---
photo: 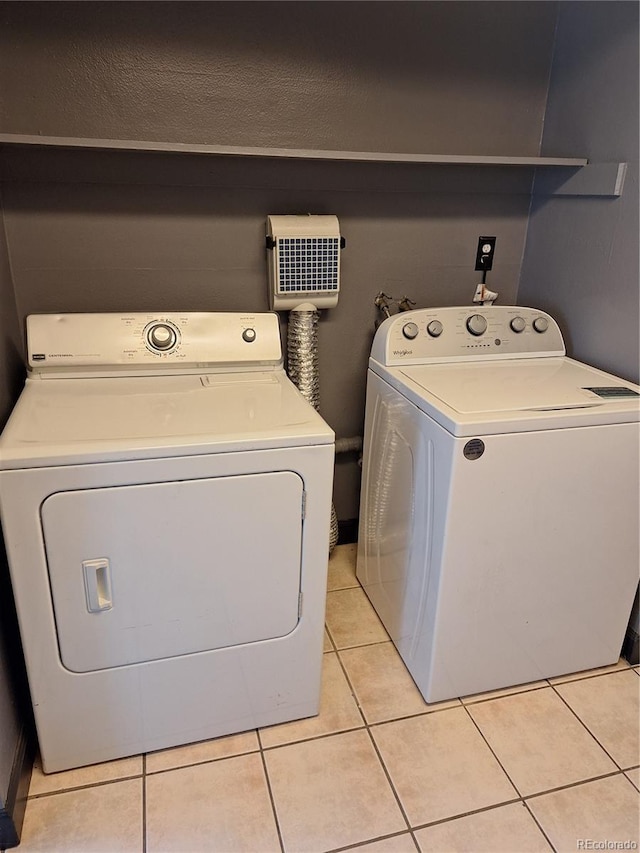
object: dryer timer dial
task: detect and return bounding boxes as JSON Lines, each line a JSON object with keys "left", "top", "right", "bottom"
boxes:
{"left": 147, "top": 323, "right": 177, "bottom": 351}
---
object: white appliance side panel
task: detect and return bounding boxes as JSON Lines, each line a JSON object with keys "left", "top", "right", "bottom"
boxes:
{"left": 356, "top": 373, "right": 454, "bottom": 655}
{"left": 420, "top": 421, "right": 640, "bottom": 701}
{"left": 42, "top": 472, "right": 303, "bottom": 672}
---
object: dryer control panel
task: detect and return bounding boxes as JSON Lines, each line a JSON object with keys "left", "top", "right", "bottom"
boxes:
{"left": 372, "top": 306, "right": 565, "bottom": 366}
{"left": 27, "top": 312, "right": 283, "bottom": 376}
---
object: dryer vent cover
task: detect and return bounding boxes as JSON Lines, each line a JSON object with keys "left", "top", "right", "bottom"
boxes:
{"left": 267, "top": 215, "right": 342, "bottom": 310}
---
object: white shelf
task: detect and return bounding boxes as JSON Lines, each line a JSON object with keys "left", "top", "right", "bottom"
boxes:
{"left": 0, "top": 133, "right": 588, "bottom": 168}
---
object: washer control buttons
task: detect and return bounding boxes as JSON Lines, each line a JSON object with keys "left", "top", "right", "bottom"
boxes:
{"left": 427, "top": 320, "right": 444, "bottom": 338}
{"left": 402, "top": 322, "right": 419, "bottom": 340}
{"left": 533, "top": 316, "right": 549, "bottom": 333}
{"left": 147, "top": 323, "right": 177, "bottom": 351}
{"left": 510, "top": 316, "right": 526, "bottom": 333}
{"left": 242, "top": 328, "right": 257, "bottom": 343}
{"left": 466, "top": 314, "right": 488, "bottom": 336}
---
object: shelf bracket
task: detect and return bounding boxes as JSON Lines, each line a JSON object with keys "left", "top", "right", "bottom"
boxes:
{"left": 533, "top": 162, "right": 627, "bottom": 198}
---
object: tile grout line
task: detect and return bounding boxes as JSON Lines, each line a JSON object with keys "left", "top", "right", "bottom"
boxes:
{"left": 142, "top": 754, "right": 147, "bottom": 853}
{"left": 547, "top": 662, "right": 633, "bottom": 688}
{"left": 460, "top": 681, "right": 551, "bottom": 706}
{"left": 549, "top": 680, "right": 629, "bottom": 772}
{"left": 334, "top": 767, "right": 637, "bottom": 846}
{"left": 261, "top": 722, "right": 367, "bottom": 752}
{"left": 459, "top": 699, "right": 558, "bottom": 851}
{"left": 325, "top": 829, "right": 420, "bottom": 853}
{"left": 331, "top": 637, "right": 421, "bottom": 851}
{"left": 522, "top": 799, "right": 558, "bottom": 852}
{"left": 409, "top": 796, "right": 533, "bottom": 832}
{"left": 622, "top": 771, "right": 640, "bottom": 794}
{"left": 522, "top": 768, "right": 634, "bottom": 802}
{"left": 332, "top": 638, "right": 394, "bottom": 653}
{"left": 460, "top": 701, "right": 525, "bottom": 798}
{"left": 27, "top": 772, "right": 145, "bottom": 800}
{"left": 257, "top": 730, "right": 286, "bottom": 853}
{"left": 459, "top": 689, "right": 640, "bottom": 847}
{"left": 324, "top": 621, "right": 339, "bottom": 653}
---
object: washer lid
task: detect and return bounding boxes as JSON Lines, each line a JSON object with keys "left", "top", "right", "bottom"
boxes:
{"left": 0, "top": 370, "right": 334, "bottom": 469}
{"left": 402, "top": 358, "right": 639, "bottom": 412}
{"left": 376, "top": 357, "right": 640, "bottom": 435}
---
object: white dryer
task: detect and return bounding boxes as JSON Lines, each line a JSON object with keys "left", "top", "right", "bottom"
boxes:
{"left": 357, "top": 306, "right": 640, "bottom": 703}
{"left": 0, "top": 312, "right": 334, "bottom": 772}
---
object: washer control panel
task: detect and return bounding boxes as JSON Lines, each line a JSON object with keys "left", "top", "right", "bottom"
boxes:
{"left": 374, "top": 306, "right": 565, "bottom": 366}
{"left": 27, "top": 312, "right": 282, "bottom": 375}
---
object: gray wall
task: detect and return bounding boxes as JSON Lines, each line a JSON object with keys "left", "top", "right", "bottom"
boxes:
{"left": 520, "top": 1, "right": 639, "bottom": 383}
{"left": 0, "top": 0, "right": 559, "bottom": 520}
{"left": 0, "top": 192, "right": 23, "bottom": 807}
{"left": 0, "top": 1, "right": 556, "bottom": 155}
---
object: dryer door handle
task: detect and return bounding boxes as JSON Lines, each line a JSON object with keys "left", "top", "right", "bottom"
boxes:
{"left": 82, "top": 559, "right": 113, "bottom": 613}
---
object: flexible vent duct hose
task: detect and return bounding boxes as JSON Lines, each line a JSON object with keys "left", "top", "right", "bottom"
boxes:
{"left": 287, "top": 308, "right": 320, "bottom": 410}
{"left": 335, "top": 436, "right": 363, "bottom": 455}
{"left": 287, "top": 306, "right": 339, "bottom": 554}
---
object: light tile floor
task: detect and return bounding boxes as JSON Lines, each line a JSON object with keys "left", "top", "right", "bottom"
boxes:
{"left": 16, "top": 544, "right": 640, "bottom": 853}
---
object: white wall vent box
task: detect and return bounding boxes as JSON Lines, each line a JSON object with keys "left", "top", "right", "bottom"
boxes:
{"left": 267, "top": 215, "right": 342, "bottom": 310}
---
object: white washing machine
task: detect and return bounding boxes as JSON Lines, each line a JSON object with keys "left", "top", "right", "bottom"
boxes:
{"left": 0, "top": 312, "right": 334, "bottom": 772}
{"left": 357, "top": 306, "right": 640, "bottom": 703}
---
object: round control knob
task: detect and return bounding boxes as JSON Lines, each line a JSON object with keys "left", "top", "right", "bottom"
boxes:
{"left": 510, "top": 316, "right": 526, "bottom": 333}
{"left": 242, "top": 328, "right": 256, "bottom": 343}
{"left": 148, "top": 323, "right": 176, "bottom": 350}
{"left": 533, "top": 316, "right": 549, "bottom": 333}
{"left": 402, "top": 322, "right": 419, "bottom": 340}
{"left": 427, "top": 320, "right": 443, "bottom": 338}
{"left": 466, "top": 314, "right": 488, "bottom": 336}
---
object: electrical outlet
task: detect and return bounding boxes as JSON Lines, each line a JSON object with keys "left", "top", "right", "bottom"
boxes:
{"left": 475, "top": 236, "right": 496, "bottom": 272}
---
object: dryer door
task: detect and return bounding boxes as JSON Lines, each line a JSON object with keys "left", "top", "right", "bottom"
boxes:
{"left": 41, "top": 471, "right": 304, "bottom": 672}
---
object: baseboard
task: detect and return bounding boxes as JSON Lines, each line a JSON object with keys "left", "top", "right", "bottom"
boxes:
{"left": 337, "top": 519, "right": 358, "bottom": 545}
{"left": 0, "top": 726, "right": 33, "bottom": 850}
{"left": 622, "top": 627, "right": 639, "bottom": 666}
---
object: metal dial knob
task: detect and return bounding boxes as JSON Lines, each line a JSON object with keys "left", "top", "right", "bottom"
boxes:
{"left": 533, "top": 316, "right": 549, "bottom": 333}
{"left": 427, "top": 320, "right": 443, "bottom": 338}
{"left": 466, "top": 314, "right": 488, "bottom": 336}
{"left": 242, "top": 328, "right": 256, "bottom": 343}
{"left": 510, "top": 316, "right": 526, "bottom": 333}
{"left": 402, "top": 322, "right": 419, "bottom": 340}
{"left": 148, "top": 323, "right": 176, "bottom": 351}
